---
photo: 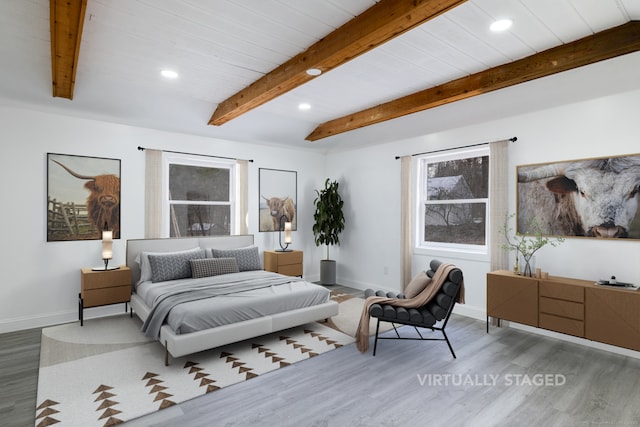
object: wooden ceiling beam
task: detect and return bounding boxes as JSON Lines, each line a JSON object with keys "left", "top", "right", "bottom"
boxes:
{"left": 208, "top": 0, "right": 467, "bottom": 126}
{"left": 50, "top": 0, "right": 87, "bottom": 99}
{"left": 307, "top": 21, "right": 640, "bottom": 141}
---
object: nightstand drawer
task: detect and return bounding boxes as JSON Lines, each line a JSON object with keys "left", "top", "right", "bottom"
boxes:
{"left": 278, "top": 264, "right": 303, "bottom": 277}
{"left": 82, "top": 285, "right": 130, "bottom": 307}
{"left": 277, "top": 251, "right": 303, "bottom": 265}
{"left": 81, "top": 267, "right": 131, "bottom": 290}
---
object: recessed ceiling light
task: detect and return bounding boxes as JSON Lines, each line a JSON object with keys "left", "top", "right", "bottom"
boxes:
{"left": 490, "top": 19, "right": 512, "bottom": 32}
{"left": 298, "top": 103, "right": 311, "bottom": 111}
{"left": 306, "top": 68, "right": 322, "bottom": 76}
{"left": 161, "top": 69, "right": 179, "bottom": 79}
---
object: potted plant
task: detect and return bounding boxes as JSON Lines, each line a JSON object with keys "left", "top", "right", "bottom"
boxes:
{"left": 499, "top": 212, "right": 564, "bottom": 276}
{"left": 313, "top": 178, "right": 345, "bottom": 285}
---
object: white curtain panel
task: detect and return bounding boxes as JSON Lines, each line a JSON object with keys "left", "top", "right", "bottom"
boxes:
{"left": 400, "top": 155, "right": 412, "bottom": 289}
{"left": 144, "top": 149, "right": 163, "bottom": 238}
{"left": 236, "top": 159, "right": 249, "bottom": 235}
{"left": 489, "top": 140, "right": 509, "bottom": 271}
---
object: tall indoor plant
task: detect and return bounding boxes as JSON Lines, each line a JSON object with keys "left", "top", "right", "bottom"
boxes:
{"left": 313, "top": 178, "right": 345, "bottom": 285}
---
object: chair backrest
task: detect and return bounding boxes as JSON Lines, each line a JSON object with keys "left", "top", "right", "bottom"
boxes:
{"left": 425, "top": 259, "right": 463, "bottom": 321}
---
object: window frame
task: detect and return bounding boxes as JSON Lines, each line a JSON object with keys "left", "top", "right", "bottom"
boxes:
{"left": 162, "top": 153, "right": 236, "bottom": 238}
{"left": 415, "top": 146, "right": 490, "bottom": 255}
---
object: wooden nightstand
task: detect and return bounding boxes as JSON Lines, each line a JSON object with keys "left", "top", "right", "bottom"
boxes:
{"left": 264, "top": 250, "right": 303, "bottom": 277}
{"left": 79, "top": 266, "right": 131, "bottom": 326}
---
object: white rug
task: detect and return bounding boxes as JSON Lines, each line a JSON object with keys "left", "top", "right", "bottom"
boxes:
{"left": 327, "top": 292, "right": 395, "bottom": 337}
{"left": 35, "top": 315, "right": 354, "bottom": 427}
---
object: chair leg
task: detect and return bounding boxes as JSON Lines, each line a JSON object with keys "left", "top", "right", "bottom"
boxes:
{"left": 373, "top": 318, "right": 381, "bottom": 356}
{"left": 442, "top": 329, "right": 456, "bottom": 359}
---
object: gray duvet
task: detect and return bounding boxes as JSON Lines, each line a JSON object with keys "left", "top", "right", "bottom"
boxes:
{"left": 138, "top": 271, "right": 330, "bottom": 339}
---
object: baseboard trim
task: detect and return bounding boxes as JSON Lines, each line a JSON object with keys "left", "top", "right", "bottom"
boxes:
{"left": 0, "top": 304, "right": 128, "bottom": 333}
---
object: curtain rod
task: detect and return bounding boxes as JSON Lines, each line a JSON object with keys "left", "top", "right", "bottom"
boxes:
{"left": 137, "top": 146, "right": 253, "bottom": 162}
{"left": 394, "top": 136, "right": 517, "bottom": 160}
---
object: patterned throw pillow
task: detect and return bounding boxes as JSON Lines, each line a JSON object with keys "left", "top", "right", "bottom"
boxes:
{"left": 148, "top": 249, "right": 205, "bottom": 282}
{"left": 190, "top": 257, "right": 239, "bottom": 279}
{"left": 209, "top": 246, "right": 262, "bottom": 271}
{"left": 135, "top": 247, "right": 203, "bottom": 284}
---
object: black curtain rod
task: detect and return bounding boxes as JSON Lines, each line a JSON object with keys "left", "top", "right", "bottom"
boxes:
{"left": 394, "top": 136, "right": 517, "bottom": 159}
{"left": 137, "top": 146, "right": 254, "bottom": 162}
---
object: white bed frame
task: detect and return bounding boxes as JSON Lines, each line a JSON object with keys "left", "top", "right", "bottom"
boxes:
{"left": 126, "top": 235, "right": 339, "bottom": 365}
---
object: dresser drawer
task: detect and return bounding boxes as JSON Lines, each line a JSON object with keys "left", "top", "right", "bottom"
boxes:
{"left": 539, "top": 296, "right": 584, "bottom": 320}
{"left": 539, "top": 313, "right": 584, "bottom": 337}
{"left": 278, "top": 264, "right": 303, "bottom": 277}
{"left": 540, "top": 281, "right": 584, "bottom": 303}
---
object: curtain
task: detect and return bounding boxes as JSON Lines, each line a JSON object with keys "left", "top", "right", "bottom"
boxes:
{"left": 400, "top": 155, "right": 413, "bottom": 289}
{"left": 489, "top": 139, "right": 509, "bottom": 271}
{"left": 236, "top": 159, "right": 249, "bottom": 235}
{"left": 144, "top": 149, "right": 163, "bottom": 238}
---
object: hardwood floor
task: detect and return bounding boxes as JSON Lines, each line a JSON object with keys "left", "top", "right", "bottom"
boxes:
{"left": 5, "top": 286, "right": 640, "bottom": 426}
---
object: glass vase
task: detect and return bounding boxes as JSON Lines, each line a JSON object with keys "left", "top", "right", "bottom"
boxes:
{"left": 522, "top": 255, "right": 535, "bottom": 277}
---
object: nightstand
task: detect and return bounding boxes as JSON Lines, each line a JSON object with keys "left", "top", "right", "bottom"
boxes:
{"left": 79, "top": 266, "right": 131, "bottom": 326}
{"left": 264, "top": 250, "right": 303, "bottom": 277}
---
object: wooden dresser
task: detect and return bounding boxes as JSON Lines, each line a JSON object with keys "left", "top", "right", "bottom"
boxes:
{"left": 264, "top": 250, "right": 303, "bottom": 277}
{"left": 487, "top": 270, "right": 640, "bottom": 352}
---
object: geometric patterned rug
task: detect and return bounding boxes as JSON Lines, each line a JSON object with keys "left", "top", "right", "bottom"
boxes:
{"left": 35, "top": 315, "right": 354, "bottom": 427}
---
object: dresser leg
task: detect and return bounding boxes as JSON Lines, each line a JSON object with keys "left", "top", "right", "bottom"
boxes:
{"left": 78, "top": 293, "right": 84, "bottom": 327}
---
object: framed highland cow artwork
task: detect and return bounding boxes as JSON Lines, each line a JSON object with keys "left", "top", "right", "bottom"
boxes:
{"left": 517, "top": 153, "right": 640, "bottom": 239}
{"left": 259, "top": 168, "right": 297, "bottom": 232}
{"left": 47, "top": 153, "right": 121, "bottom": 241}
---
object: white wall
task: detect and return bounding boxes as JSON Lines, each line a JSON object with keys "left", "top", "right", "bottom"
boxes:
{"left": 326, "top": 86, "right": 640, "bottom": 321}
{"left": 0, "top": 105, "right": 328, "bottom": 332}
{"left": 2, "top": 66, "right": 640, "bottom": 337}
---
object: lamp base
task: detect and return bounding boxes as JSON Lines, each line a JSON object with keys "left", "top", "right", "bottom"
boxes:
{"left": 91, "top": 265, "right": 121, "bottom": 271}
{"left": 276, "top": 249, "right": 293, "bottom": 252}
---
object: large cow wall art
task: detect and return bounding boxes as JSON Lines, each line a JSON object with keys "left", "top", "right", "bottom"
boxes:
{"left": 517, "top": 153, "right": 640, "bottom": 239}
{"left": 47, "top": 153, "right": 121, "bottom": 241}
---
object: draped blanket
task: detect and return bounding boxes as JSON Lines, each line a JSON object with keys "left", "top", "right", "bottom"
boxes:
{"left": 355, "top": 264, "right": 458, "bottom": 353}
{"left": 141, "top": 271, "right": 297, "bottom": 339}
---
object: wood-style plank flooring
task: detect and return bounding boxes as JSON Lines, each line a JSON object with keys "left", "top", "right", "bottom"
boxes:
{"left": 4, "top": 284, "right": 640, "bottom": 426}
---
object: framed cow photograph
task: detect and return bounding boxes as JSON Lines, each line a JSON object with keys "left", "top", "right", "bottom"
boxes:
{"left": 47, "top": 153, "right": 121, "bottom": 241}
{"left": 259, "top": 168, "right": 297, "bottom": 232}
{"left": 517, "top": 153, "right": 640, "bottom": 239}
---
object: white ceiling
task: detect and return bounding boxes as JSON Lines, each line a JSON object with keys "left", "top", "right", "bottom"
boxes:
{"left": 1, "top": 0, "right": 639, "bottom": 152}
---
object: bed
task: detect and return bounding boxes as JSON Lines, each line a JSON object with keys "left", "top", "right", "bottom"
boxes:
{"left": 126, "top": 235, "right": 339, "bottom": 365}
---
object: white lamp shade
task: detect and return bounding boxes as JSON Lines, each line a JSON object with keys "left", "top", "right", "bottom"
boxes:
{"left": 284, "top": 222, "right": 292, "bottom": 244}
{"left": 102, "top": 230, "right": 113, "bottom": 259}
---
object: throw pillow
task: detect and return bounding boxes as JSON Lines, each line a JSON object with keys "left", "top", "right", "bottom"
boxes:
{"left": 190, "top": 257, "right": 239, "bottom": 279}
{"left": 209, "top": 246, "right": 262, "bottom": 271}
{"left": 148, "top": 248, "right": 206, "bottom": 282}
{"left": 135, "top": 247, "right": 204, "bottom": 284}
{"left": 404, "top": 271, "right": 431, "bottom": 299}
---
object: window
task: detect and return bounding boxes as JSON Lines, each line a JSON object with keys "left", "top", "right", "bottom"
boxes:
{"left": 417, "top": 146, "right": 489, "bottom": 252}
{"left": 164, "top": 154, "right": 235, "bottom": 237}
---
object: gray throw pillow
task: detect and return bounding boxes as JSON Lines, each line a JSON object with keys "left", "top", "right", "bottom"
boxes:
{"left": 190, "top": 257, "right": 239, "bottom": 279}
{"left": 209, "top": 246, "right": 261, "bottom": 271}
{"left": 148, "top": 248, "right": 205, "bottom": 282}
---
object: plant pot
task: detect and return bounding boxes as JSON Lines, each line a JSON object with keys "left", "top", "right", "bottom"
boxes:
{"left": 320, "top": 259, "right": 336, "bottom": 285}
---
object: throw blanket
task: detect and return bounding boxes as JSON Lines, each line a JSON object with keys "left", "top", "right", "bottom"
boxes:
{"left": 355, "top": 264, "right": 459, "bottom": 353}
{"left": 141, "top": 271, "right": 296, "bottom": 339}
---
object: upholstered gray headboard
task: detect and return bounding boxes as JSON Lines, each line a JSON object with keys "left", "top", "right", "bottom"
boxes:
{"left": 126, "top": 235, "right": 255, "bottom": 285}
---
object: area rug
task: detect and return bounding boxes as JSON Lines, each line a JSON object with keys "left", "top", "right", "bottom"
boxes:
{"left": 326, "top": 290, "right": 394, "bottom": 337}
{"left": 35, "top": 315, "right": 354, "bottom": 427}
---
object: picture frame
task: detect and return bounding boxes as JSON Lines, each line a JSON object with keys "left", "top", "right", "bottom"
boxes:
{"left": 47, "top": 153, "right": 121, "bottom": 241}
{"left": 259, "top": 168, "right": 297, "bottom": 232}
{"left": 517, "top": 153, "right": 640, "bottom": 239}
